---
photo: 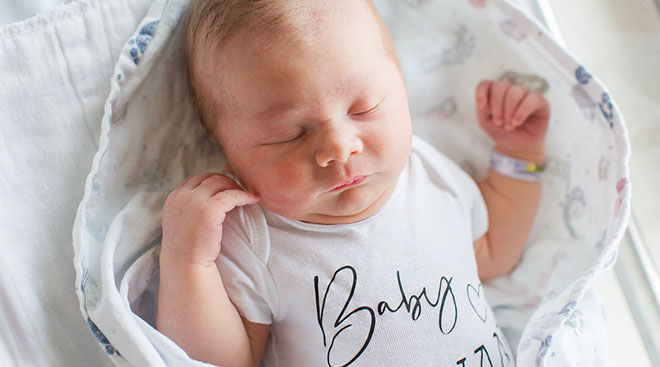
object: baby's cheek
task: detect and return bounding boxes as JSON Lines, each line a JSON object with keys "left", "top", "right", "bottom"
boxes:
{"left": 245, "top": 149, "right": 314, "bottom": 213}
{"left": 248, "top": 154, "right": 304, "bottom": 193}
{"left": 269, "top": 162, "right": 308, "bottom": 195}
{"left": 257, "top": 162, "right": 314, "bottom": 217}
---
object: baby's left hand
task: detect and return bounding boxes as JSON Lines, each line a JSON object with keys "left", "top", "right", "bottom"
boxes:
{"left": 475, "top": 80, "right": 549, "bottom": 157}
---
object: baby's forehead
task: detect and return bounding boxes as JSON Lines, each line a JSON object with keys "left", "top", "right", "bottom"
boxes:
{"left": 187, "top": 0, "right": 394, "bottom": 133}
{"left": 227, "top": 1, "right": 378, "bottom": 45}
{"left": 247, "top": 2, "right": 373, "bottom": 48}
{"left": 201, "top": 1, "right": 380, "bottom": 74}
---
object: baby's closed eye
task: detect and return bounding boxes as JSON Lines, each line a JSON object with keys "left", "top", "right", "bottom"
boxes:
{"left": 261, "top": 128, "right": 306, "bottom": 145}
{"left": 349, "top": 97, "right": 386, "bottom": 117}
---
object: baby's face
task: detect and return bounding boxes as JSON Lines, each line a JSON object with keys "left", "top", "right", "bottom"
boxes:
{"left": 210, "top": 2, "right": 412, "bottom": 224}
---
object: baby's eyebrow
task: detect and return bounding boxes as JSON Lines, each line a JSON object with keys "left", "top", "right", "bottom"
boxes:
{"left": 256, "top": 102, "right": 303, "bottom": 121}
{"left": 253, "top": 71, "right": 380, "bottom": 122}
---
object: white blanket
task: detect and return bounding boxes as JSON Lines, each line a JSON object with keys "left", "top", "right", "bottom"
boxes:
{"left": 0, "top": 0, "right": 630, "bottom": 366}
{"left": 0, "top": 1, "right": 150, "bottom": 366}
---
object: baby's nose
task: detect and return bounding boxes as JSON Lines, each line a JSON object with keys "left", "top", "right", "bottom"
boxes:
{"left": 314, "top": 125, "right": 363, "bottom": 168}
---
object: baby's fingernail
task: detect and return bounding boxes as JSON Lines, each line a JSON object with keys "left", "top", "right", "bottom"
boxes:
{"left": 494, "top": 118, "right": 502, "bottom": 126}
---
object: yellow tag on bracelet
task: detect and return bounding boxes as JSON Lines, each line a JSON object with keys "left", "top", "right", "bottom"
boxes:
{"left": 491, "top": 151, "right": 546, "bottom": 182}
{"left": 525, "top": 161, "right": 546, "bottom": 173}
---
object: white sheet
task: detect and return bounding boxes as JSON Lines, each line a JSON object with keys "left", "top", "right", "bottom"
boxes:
{"left": 0, "top": 0, "right": 74, "bottom": 26}
{"left": 0, "top": 0, "right": 150, "bottom": 365}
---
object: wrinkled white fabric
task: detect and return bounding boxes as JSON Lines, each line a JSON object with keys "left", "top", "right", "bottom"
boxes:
{"left": 0, "top": 0, "right": 75, "bottom": 26}
{"left": 0, "top": 1, "right": 150, "bottom": 366}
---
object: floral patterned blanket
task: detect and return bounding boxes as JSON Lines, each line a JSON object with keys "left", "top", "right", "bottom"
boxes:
{"left": 71, "top": 0, "right": 630, "bottom": 365}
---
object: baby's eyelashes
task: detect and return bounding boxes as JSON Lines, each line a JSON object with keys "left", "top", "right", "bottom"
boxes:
{"left": 349, "top": 97, "right": 386, "bottom": 117}
{"left": 351, "top": 104, "right": 378, "bottom": 116}
{"left": 261, "top": 129, "right": 306, "bottom": 145}
{"left": 258, "top": 97, "right": 387, "bottom": 146}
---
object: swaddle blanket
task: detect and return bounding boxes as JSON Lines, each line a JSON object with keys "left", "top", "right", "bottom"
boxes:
{"left": 73, "top": 0, "right": 631, "bottom": 365}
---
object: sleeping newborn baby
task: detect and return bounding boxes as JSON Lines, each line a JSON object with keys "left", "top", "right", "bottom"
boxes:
{"left": 157, "top": 0, "right": 549, "bottom": 365}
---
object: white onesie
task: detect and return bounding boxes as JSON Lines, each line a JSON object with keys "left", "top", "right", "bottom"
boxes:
{"left": 217, "top": 136, "right": 514, "bottom": 366}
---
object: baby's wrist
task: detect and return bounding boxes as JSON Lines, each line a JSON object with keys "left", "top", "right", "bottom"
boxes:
{"left": 159, "top": 247, "right": 217, "bottom": 271}
{"left": 490, "top": 144, "right": 546, "bottom": 182}
{"left": 493, "top": 143, "right": 546, "bottom": 163}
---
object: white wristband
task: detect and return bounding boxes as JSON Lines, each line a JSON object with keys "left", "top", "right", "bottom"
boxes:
{"left": 490, "top": 151, "right": 546, "bottom": 182}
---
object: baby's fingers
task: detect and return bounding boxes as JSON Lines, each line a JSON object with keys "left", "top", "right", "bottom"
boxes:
{"left": 212, "top": 189, "right": 260, "bottom": 213}
{"left": 195, "top": 173, "right": 242, "bottom": 195}
{"left": 503, "top": 85, "right": 528, "bottom": 130}
{"left": 489, "top": 81, "right": 509, "bottom": 126}
{"left": 511, "top": 92, "right": 549, "bottom": 128}
{"left": 476, "top": 80, "right": 492, "bottom": 110}
{"left": 176, "top": 172, "right": 218, "bottom": 190}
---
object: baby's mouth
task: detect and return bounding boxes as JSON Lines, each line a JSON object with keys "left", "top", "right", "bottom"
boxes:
{"left": 330, "top": 175, "right": 368, "bottom": 192}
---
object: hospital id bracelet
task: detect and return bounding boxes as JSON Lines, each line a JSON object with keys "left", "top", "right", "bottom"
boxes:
{"left": 489, "top": 150, "right": 546, "bottom": 182}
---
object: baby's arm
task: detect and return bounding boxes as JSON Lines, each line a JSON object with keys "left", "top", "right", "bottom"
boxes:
{"left": 156, "top": 173, "right": 268, "bottom": 366}
{"left": 472, "top": 80, "right": 550, "bottom": 281}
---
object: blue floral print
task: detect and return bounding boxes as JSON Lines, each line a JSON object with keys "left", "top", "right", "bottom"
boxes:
{"left": 128, "top": 20, "right": 160, "bottom": 65}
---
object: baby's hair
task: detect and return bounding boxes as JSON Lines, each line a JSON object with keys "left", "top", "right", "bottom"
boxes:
{"left": 185, "top": 0, "right": 399, "bottom": 142}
